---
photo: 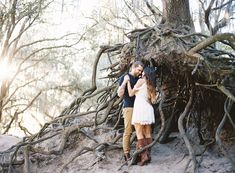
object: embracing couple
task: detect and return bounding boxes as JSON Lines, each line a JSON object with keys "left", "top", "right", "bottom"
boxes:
{"left": 117, "top": 61, "right": 157, "bottom": 166}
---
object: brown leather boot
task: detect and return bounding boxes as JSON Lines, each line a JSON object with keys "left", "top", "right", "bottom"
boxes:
{"left": 132, "top": 140, "right": 141, "bottom": 165}
{"left": 145, "top": 138, "right": 152, "bottom": 163}
{"left": 137, "top": 139, "right": 149, "bottom": 166}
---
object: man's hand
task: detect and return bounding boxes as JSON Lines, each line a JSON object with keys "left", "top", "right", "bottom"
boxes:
{"left": 124, "top": 75, "right": 130, "bottom": 82}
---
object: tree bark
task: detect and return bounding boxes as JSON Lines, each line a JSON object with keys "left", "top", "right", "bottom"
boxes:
{"left": 162, "top": 0, "right": 194, "bottom": 29}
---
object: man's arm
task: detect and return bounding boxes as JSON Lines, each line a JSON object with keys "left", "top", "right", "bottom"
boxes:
{"left": 117, "top": 75, "right": 128, "bottom": 97}
{"left": 117, "top": 80, "right": 127, "bottom": 97}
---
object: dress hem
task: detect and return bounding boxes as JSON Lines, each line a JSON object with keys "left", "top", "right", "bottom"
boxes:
{"left": 132, "top": 121, "right": 155, "bottom": 125}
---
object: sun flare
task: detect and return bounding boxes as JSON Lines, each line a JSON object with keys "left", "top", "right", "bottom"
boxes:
{"left": 0, "top": 59, "right": 14, "bottom": 82}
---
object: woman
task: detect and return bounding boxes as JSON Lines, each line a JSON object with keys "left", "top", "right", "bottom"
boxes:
{"left": 124, "top": 66, "right": 157, "bottom": 166}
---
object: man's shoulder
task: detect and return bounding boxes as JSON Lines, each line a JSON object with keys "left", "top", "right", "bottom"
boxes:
{"left": 120, "top": 73, "right": 126, "bottom": 77}
{"left": 118, "top": 74, "right": 126, "bottom": 85}
{"left": 119, "top": 74, "right": 125, "bottom": 80}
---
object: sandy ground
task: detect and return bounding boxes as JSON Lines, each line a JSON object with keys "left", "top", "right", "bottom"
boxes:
{"left": 0, "top": 135, "right": 21, "bottom": 152}
{"left": 34, "top": 132, "right": 235, "bottom": 173}
{"left": 0, "top": 133, "right": 234, "bottom": 173}
{"left": 86, "top": 135, "right": 234, "bottom": 173}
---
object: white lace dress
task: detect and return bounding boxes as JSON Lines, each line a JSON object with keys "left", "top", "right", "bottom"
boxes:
{"left": 131, "top": 82, "right": 155, "bottom": 125}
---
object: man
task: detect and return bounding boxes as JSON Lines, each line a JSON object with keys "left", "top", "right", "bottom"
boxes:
{"left": 117, "top": 61, "right": 144, "bottom": 161}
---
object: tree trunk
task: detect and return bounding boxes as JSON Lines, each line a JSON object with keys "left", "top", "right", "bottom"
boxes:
{"left": 162, "top": 0, "right": 194, "bottom": 29}
{"left": 0, "top": 79, "right": 8, "bottom": 122}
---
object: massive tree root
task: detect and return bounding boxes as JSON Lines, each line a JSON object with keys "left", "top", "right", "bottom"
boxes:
{"left": 0, "top": 25, "right": 234, "bottom": 173}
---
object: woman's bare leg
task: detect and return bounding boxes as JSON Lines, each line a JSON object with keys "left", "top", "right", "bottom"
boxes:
{"left": 143, "top": 125, "right": 152, "bottom": 139}
{"left": 134, "top": 123, "right": 144, "bottom": 139}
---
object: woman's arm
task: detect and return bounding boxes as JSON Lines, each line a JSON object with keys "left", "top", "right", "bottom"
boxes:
{"left": 127, "top": 79, "right": 144, "bottom": 96}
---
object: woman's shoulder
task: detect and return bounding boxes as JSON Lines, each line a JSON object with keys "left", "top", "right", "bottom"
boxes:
{"left": 134, "top": 79, "right": 145, "bottom": 90}
{"left": 136, "top": 78, "right": 145, "bottom": 85}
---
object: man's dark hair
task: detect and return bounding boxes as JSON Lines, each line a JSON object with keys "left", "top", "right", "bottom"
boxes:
{"left": 132, "top": 61, "right": 144, "bottom": 68}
